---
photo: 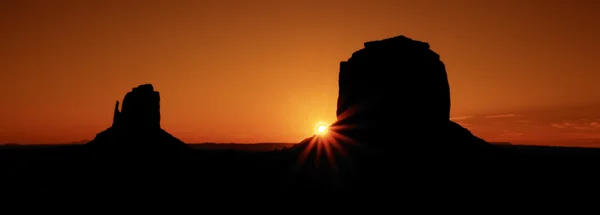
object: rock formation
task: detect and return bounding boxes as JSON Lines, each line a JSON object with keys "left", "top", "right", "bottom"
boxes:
{"left": 277, "top": 35, "right": 505, "bottom": 194}
{"left": 336, "top": 35, "right": 450, "bottom": 127}
{"left": 295, "top": 35, "right": 496, "bottom": 159}
{"left": 86, "top": 84, "right": 190, "bottom": 155}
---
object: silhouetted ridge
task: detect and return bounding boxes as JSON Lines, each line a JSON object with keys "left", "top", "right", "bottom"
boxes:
{"left": 86, "top": 84, "right": 189, "bottom": 155}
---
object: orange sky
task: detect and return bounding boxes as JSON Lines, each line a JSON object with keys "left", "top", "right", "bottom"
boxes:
{"left": 1, "top": 0, "right": 599, "bottom": 146}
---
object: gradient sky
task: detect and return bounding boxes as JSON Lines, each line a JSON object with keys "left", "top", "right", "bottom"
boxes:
{"left": 1, "top": 0, "right": 599, "bottom": 146}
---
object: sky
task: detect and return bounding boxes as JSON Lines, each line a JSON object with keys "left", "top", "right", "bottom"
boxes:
{"left": 0, "top": 0, "right": 599, "bottom": 146}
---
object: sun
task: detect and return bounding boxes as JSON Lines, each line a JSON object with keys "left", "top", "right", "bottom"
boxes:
{"left": 315, "top": 122, "right": 329, "bottom": 135}
{"left": 317, "top": 125, "right": 327, "bottom": 133}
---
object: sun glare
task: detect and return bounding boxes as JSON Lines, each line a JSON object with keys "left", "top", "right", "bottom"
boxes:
{"left": 315, "top": 122, "right": 329, "bottom": 135}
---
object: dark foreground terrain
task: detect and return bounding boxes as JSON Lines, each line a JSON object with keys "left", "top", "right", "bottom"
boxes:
{"left": 4, "top": 142, "right": 600, "bottom": 159}
{"left": 0, "top": 142, "right": 293, "bottom": 155}
{"left": 3, "top": 142, "right": 600, "bottom": 197}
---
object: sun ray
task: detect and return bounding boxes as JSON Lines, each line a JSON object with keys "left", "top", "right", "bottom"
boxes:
{"left": 322, "top": 136, "right": 337, "bottom": 168}
{"left": 329, "top": 130, "right": 359, "bottom": 146}
{"left": 329, "top": 123, "right": 360, "bottom": 131}
{"left": 315, "top": 137, "right": 323, "bottom": 166}
{"left": 336, "top": 103, "right": 365, "bottom": 123}
{"left": 325, "top": 133, "right": 347, "bottom": 157}
{"left": 297, "top": 135, "right": 318, "bottom": 166}
{"left": 294, "top": 119, "right": 367, "bottom": 171}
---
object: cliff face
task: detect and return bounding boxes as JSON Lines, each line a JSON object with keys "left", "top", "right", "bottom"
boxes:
{"left": 118, "top": 84, "right": 161, "bottom": 130}
{"left": 87, "top": 84, "right": 188, "bottom": 154}
{"left": 335, "top": 35, "right": 450, "bottom": 128}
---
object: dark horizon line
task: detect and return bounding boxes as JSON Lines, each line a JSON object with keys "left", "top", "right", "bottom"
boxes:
{"left": 3, "top": 141, "right": 513, "bottom": 145}
{"left": 0, "top": 142, "right": 300, "bottom": 145}
{"left": 7, "top": 142, "right": 600, "bottom": 150}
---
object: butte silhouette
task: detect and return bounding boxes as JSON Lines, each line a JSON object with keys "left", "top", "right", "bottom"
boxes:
{"left": 290, "top": 35, "right": 499, "bottom": 169}
{"left": 243, "top": 35, "right": 504, "bottom": 194}
{"left": 86, "top": 84, "right": 190, "bottom": 157}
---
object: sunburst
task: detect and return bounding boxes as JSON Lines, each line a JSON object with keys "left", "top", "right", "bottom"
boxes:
{"left": 297, "top": 109, "right": 364, "bottom": 168}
